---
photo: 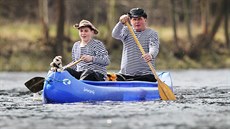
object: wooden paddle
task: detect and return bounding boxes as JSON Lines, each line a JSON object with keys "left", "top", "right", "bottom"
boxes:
{"left": 125, "top": 22, "right": 176, "bottom": 100}
{"left": 24, "top": 59, "right": 82, "bottom": 93}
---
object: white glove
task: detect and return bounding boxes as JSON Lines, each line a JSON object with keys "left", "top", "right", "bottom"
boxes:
{"left": 50, "top": 56, "right": 63, "bottom": 72}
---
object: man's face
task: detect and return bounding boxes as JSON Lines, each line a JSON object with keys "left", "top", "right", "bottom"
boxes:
{"left": 130, "top": 17, "right": 146, "bottom": 32}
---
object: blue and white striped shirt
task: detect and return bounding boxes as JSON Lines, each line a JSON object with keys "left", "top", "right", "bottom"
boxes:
{"left": 112, "top": 22, "right": 159, "bottom": 76}
{"left": 71, "top": 39, "right": 110, "bottom": 77}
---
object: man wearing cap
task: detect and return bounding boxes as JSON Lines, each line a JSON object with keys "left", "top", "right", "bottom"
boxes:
{"left": 112, "top": 8, "right": 159, "bottom": 82}
{"left": 50, "top": 20, "right": 110, "bottom": 81}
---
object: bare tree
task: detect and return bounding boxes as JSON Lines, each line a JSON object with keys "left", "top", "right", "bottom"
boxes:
{"left": 223, "top": 0, "right": 229, "bottom": 48}
{"left": 200, "top": 0, "right": 209, "bottom": 35}
{"left": 185, "top": 0, "right": 192, "bottom": 41}
{"left": 208, "top": 0, "right": 225, "bottom": 45}
{"left": 106, "top": 0, "right": 116, "bottom": 50}
{"left": 188, "top": 0, "right": 227, "bottom": 59}
{"left": 38, "top": 0, "right": 49, "bottom": 44}
{"left": 54, "top": 0, "right": 65, "bottom": 56}
{"left": 170, "top": 0, "right": 178, "bottom": 47}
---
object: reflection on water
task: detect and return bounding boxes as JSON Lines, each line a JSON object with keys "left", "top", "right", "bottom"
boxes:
{"left": 0, "top": 69, "right": 230, "bottom": 129}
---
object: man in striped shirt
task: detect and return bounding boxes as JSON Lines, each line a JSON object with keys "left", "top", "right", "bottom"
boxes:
{"left": 112, "top": 8, "right": 159, "bottom": 82}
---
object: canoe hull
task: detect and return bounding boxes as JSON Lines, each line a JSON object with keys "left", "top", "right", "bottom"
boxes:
{"left": 42, "top": 71, "right": 173, "bottom": 103}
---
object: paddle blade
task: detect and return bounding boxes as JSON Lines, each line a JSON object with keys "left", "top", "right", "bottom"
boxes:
{"left": 157, "top": 79, "right": 176, "bottom": 100}
{"left": 24, "top": 77, "right": 45, "bottom": 93}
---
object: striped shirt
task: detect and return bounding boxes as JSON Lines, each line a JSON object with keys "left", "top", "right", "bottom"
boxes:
{"left": 71, "top": 39, "right": 110, "bottom": 77}
{"left": 112, "top": 22, "right": 159, "bottom": 76}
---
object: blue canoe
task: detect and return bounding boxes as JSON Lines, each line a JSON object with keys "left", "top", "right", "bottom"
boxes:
{"left": 42, "top": 71, "right": 173, "bottom": 103}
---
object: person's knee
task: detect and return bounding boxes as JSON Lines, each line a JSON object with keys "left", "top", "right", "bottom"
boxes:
{"left": 80, "top": 70, "right": 104, "bottom": 81}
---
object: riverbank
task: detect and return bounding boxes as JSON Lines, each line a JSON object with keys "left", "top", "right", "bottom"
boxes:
{"left": 1, "top": 43, "right": 229, "bottom": 71}
{"left": 1, "top": 22, "right": 230, "bottom": 71}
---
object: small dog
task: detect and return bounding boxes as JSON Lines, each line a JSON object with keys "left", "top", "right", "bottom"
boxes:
{"left": 107, "top": 73, "right": 117, "bottom": 81}
{"left": 50, "top": 56, "right": 63, "bottom": 72}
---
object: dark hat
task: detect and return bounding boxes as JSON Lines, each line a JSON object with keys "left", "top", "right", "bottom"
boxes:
{"left": 73, "top": 20, "right": 99, "bottom": 34}
{"left": 128, "top": 8, "right": 147, "bottom": 19}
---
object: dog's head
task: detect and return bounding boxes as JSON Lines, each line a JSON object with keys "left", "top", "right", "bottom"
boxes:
{"left": 50, "top": 56, "right": 62, "bottom": 68}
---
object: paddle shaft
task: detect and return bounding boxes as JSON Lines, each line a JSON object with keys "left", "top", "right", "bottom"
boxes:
{"left": 125, "top": 22, "right": 159, "bottom": 80}
{"left": 63, "top": 59, "right": 82, "bottom": 70}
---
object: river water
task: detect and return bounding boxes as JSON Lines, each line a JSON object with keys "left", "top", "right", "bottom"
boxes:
{"left": 0, "top": 69, "right": 230, "bottom": 129}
